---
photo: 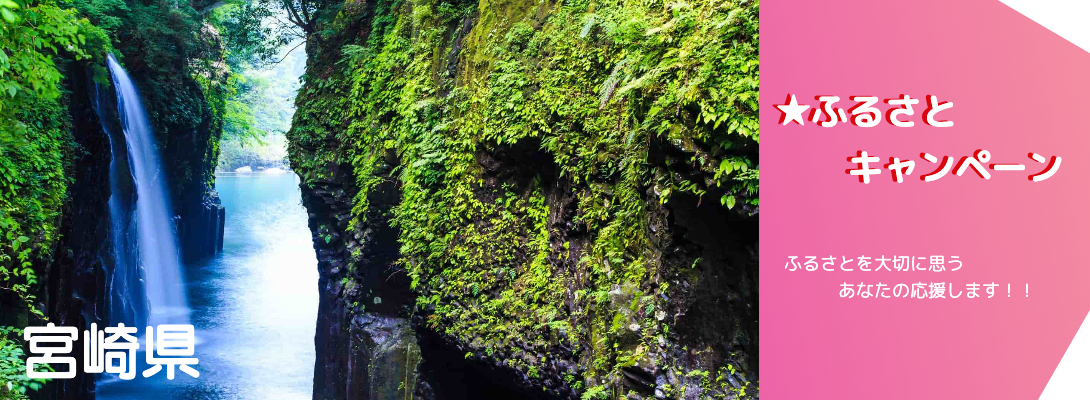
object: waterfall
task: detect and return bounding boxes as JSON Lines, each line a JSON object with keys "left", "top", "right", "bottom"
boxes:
{"left": 106, "top": 55, "right": 190, "bottom": 327}
{"left": 93, "top": 81, "right": 146, "bottom": 329}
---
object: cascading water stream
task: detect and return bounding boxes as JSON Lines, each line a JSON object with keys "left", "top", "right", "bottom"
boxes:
{"left": 105, "top": 55, "right": 190, "bottom": 327}
{"left": 93, "top": 81, "right": 145, "bottom": 329}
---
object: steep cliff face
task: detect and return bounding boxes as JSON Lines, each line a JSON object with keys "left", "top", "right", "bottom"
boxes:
{"left": 288, "top": 0, "right": 759, "bottom": 398}
{"left": 289, "top": 12, "right": 428, "bottom": 397}
{"left": 29, "top": 67, "right": 117, "bottom": 400}
{"left": 0, "top": 60, "right": 125, "bottom": 400}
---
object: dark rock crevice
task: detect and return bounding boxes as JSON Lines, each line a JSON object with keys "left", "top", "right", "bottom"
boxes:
{"left": 651, "top": 186, "right": 759, "bottom": 398}
{"left": 413, "top": 324, "right": 562, "bottom": 400}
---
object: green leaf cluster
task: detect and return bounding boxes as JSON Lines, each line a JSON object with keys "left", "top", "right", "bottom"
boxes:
{"left": 0, "top": 0, "right": 114, "bottom": 393}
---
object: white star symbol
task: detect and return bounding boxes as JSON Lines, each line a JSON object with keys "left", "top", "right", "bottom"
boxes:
{"left": 776, "top": 94, "right": 810, "bottom": 126}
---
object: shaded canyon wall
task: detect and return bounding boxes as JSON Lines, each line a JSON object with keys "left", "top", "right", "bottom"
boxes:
{"left": 287, "top": 0, "right": 760, "bottom": 398}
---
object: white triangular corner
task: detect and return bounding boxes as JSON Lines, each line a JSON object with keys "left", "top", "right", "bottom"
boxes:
{"left": 1040, "top": 309, "right": 1090, "bottom": 399}
{"left": 998, "top": 0, "right": 1090, "bottom": 54}
{"left": 995, "top": 1, "right": 1090, "bottom": 397}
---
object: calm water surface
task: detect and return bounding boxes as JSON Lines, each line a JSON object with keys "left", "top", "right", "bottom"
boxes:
{"left": 99, "top": 172, "right": 318, "bottom": 400}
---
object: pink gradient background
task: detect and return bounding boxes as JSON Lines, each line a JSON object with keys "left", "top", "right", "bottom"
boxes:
{"left": 759, "top": 0, "right": 1090, "bottom": 398}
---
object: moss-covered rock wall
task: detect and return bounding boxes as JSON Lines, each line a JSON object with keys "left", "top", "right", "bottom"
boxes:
{"left": 288, "top": 0, "right": 759, "bottom": 397}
